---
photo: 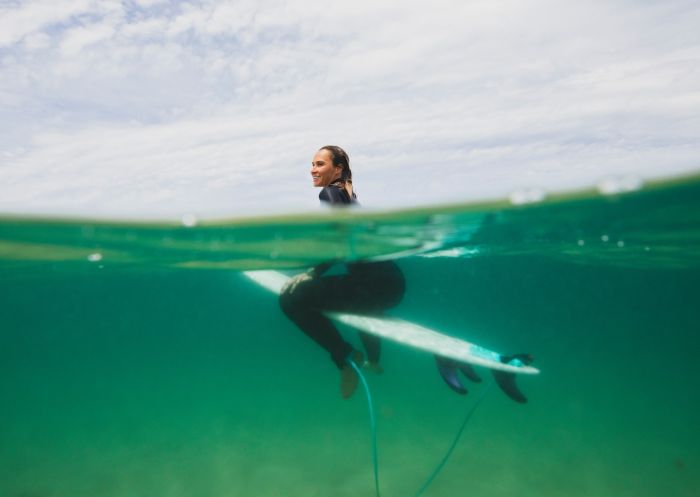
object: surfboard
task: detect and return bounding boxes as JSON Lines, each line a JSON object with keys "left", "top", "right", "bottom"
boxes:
{"left": 242, "top": 270, "right": 540, "bottom": 376}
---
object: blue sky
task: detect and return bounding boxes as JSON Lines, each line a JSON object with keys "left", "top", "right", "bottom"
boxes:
{"left": 1, "top": 0, "right": 699, "bottom": 219}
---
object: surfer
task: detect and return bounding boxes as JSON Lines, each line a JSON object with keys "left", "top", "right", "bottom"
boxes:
{"left": 279, "top": 145, "right": 406, "bottom": 398}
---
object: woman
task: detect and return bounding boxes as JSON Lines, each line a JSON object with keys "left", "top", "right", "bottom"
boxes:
{"left": 279, "top": 146, "right": 406, "bottom": 399}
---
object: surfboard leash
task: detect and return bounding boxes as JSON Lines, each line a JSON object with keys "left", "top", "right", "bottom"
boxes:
{"left": 349, "top": 359, "right": 381, "bottom": 497}
{"left": 411, "top": 381, "right": 493, "bottom": 497}
{"left": 349, "top": 359, "right": 493, "bottom": 497}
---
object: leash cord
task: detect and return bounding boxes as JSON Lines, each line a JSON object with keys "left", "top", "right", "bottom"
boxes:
{"left": 349, "top": 359, "right": 492, "bottom": 497}
{"left": 350, "top": 359, "right": 381, "bottom": 497}
{"left": 412, "top": 382, "right": 493, "bottom": 497}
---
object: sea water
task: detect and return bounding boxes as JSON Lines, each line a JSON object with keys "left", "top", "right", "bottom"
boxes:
{"left": 1, "top": 177, "right": 699, "bottom": 497}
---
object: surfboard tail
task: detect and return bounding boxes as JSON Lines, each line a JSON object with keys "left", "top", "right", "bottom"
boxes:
{"left": 435, "top": 353, "right": 534, "bottom": 402}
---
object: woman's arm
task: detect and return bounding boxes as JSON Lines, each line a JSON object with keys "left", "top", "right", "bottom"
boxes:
{"left": 281, "top": 262, "right": 334, "bottom": 296}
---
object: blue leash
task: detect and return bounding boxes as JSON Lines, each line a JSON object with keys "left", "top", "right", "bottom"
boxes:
{"left": 349, "top": 360, "right": 381, "bottom": 497}
{"left": 411, "top": 382, "right": 493, "bottom": 497}
{"left": 349, "top": 359, "right": 492, "bottom": 497}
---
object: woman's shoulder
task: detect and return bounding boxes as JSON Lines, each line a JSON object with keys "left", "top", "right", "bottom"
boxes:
{"left": 319, "top": 184, "right": 354, "bottom": 205}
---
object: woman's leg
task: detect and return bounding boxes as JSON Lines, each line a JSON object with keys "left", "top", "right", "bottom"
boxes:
{"left": 359, "top": 332, "right": 381, "bottom": 364}
{"left": 279, "top": 261, "right": 405, "bottom": 369}
{"left": 279, "top": 277, "right": 354, "bottom": 369}
{"left": 346, "top": 262, "right": 405, "bottom": 365}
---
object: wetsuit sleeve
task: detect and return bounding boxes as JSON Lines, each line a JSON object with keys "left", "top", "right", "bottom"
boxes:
{"left": 319, "top": 186, "right": 350, "bottom": 205}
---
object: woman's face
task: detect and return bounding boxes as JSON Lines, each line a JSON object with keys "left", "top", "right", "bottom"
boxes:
{"left": 311, "top": 149, "right": 341, "bottom": 187}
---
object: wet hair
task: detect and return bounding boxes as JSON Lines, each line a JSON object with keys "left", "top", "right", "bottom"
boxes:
{"left": 320, "top": 145, "right": 352, "bottom": 182}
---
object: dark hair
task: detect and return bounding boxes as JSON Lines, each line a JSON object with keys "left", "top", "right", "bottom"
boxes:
{"left": 320, "top": 145, "right": 352, "bottom": 182}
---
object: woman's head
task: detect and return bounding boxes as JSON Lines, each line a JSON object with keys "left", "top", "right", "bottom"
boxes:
{"left": 320, "top": 145, "right": 352, "bottom": 181}
{"left": 311, "top": 145, "right": 352, "bottom": 187}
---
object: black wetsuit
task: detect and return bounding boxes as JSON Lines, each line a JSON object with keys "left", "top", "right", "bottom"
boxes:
{"left": 279, "top": 181, "right": 406, "bottom": 369}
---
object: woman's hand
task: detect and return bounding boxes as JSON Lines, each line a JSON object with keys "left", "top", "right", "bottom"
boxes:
{"left": 280, "top": 271, "right": 314, "bottom": 295}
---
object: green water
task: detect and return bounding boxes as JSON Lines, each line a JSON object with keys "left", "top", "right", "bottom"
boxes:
{"left": 1, "top": 177, "right": 699, "bottom": 497}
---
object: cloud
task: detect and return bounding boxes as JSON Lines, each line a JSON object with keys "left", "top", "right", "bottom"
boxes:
{"left": 0, "top": 0, "right": 699, "bottom": 218}
{"left": 0, "top": 0, "right": 91, "bottom": 47}
{"left": 59, "top": 22, "right": 116, "bottom": 56}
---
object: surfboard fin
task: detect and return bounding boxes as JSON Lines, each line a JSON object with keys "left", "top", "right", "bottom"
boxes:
{"left": 459, "top": 363, "right": 482, "bottom": 383}
{"left": 492, "top": 354, "right": 534, "bottom": 404}
{"left": 435, "top": 355, "right": 483, "bottom": 395}
{"left": 435, "top": 356, "right": 467, "bottom": 395}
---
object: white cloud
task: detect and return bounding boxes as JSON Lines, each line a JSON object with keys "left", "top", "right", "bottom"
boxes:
{"left": 133, "top": 0, "right": 169, "bottom": 7}
{"left": 0, "top": 0, "right": 92, "bottom": 47}
{"left": 22, "top": 31, "right": 51, "bottom": 50}
{"left": 0, "top": 0, "right": 699, "bottom": 218}
{"left": 59, "top": 23, "right": 116, "bottom": 56}
{"left": 121, "top": 18, "right": 168, "bottom": 39}
{"left": 205, "top": 1, "right": 257, "bottom": 35}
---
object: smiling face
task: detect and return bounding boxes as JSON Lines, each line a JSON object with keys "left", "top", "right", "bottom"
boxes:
{"left": 310, "top": 149, "right": 342, "bottom": 187}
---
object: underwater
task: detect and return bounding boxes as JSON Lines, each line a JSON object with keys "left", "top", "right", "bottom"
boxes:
{"left": 1, "top": 175, "right": 699, "bottom": 497}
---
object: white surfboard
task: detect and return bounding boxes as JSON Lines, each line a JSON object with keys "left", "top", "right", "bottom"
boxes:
{"left": 243, "top": 270, "right": 539, "bottom": 376}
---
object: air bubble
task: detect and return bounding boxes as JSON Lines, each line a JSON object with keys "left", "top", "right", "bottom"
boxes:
{"left": 181, "top": 214, "right": 198, "bottom": 227}
{"left": 577, "top": 239, "right": 585, "bottom": 246}
{"left": 87, "top": 252, "right": 103, "bottom": 262}
{"left": 617, "top": 241, "right": 625, "bottom": 248}
{"left": 601, "top": 235, "right": 609, "bottom": 242}
{"left": 509, "top": 188, "right": 546, "bottom": 205}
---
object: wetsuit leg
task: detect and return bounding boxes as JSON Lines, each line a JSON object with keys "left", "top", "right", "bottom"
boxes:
{"left": 359, "top": 332, "right": 381, "bottom": 364}
{"left": 279, "top": 261, "right": 405, "bottom": 369}
{"left": 280, "top": 280, "right": 353, "bottom": 369}
{"left": 346, "top": 262, "right": 404, "bottom": 364}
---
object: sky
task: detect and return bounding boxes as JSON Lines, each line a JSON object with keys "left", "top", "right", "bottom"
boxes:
{"left": 0, "top": 0, "right": 699, "bottom": 219}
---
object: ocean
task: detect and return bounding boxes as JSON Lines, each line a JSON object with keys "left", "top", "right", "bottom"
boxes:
{"left": 1, "top": 175, "right": 698, "bottom": 497}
